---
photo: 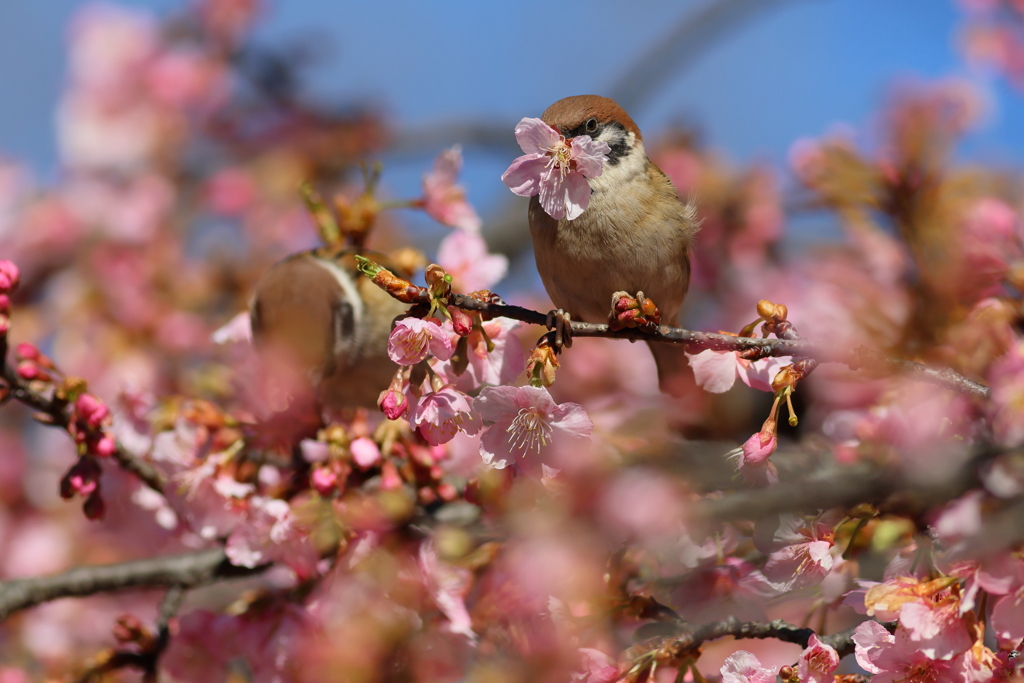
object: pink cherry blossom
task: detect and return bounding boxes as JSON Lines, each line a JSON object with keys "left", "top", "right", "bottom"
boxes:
{"left": 992, "top": 583, "right": 1024, "bottom": 641}
{"left": 720, "top": 650, "right": 776, "bottom": 683}
{"left": 350, "top": 436, "right": 381, "bottom": 468}
{"left": 853, "top": 621, "right": 966, "bottom": 683}
{"left": 988, "top": 342, "right": 1024, "bottom": 448}
{"left": 572, "top": 648, "right": 619, "bottom": 683}
{"left": 421, "top": 146, "right": 481, "bottom": 232}
{"left": 225, "top": 496, "right": 319, "bottom": 579}
{"left": 387, "top": 317, "right": 453, "bottom": 365}
{"left": 475, "top": 385, "right": 592, "bottom": 477}
{"left": 501, "top": 117, "right": 610, "bottom": 221}
{"left": 435, "top": 316, "right": 526, "bottom": 392}
{"left": 754, "top": 514, "right": 835, "bottom": 592}
{"left": 436, "top": 229, "right": 508, "bottom": 293}
{"left": 686, "top": 349, "right": 792, "bottom": 393}
{"left": 412, "top": 386, "right": 480, "bottom": 446}
{"left": 798, "top": 634, "right": 839, "bottom": 683}
{"left": 863, "top": 576, "right": 973, "bottom": 659}
{"left": 418, "top": 542, "right": 476, "bottom": 642}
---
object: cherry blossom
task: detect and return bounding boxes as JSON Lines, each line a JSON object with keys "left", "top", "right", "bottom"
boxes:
{"left": 387, "top": 317, "right": 453, "bottom": 365}
{"left": 863, "top": 576, "right": 973, "bottom": 659}
{"left": 475, "top": 385, "right": 592, "bottom": 476}
{"left": 797, "top": 634, "right": 839, "bottom": 683}
{"left": 412, "top": 385, "right": 481, "bottom": 446}
{"left": 687, "top": 349, "right": 792, "bottom": 393}
{"left": 853, "top": 621, "right": 966, "bottom": 683}
{"left": 421, "top": 146, "right": 481, "bottom": 232}
{"left": 754, "top": 514, "right": 835, "bottom": 591}
{"left": 434, "top": 316, "right": 526, "bottom": 391}
{"left": 436, "top": 228, "right": 508, "bottom": 293}
{"left": 225, "top": 496, "right": 319, "bottom": 579}
{"left": 418, "top": 542, "right": 476, "bottom": 642}
{"left": 501, "top": 117, "right": 610, "bottom": 220}
{"left": 720, "top": 650, "right": 776, "bottom": 683}
{"left": 572, "top": 649, "right": 619, "bottom": 683}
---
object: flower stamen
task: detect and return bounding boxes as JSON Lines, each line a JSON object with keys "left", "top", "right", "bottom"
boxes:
{"left": 507, "top": 408, "right": 553, "bottom": 455}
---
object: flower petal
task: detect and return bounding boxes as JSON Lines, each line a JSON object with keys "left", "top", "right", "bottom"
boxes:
{"left": 501, "top": 154, "right": 548, "bottom": 197}
{"left": 562, "top": 172, "right": 592, "bottom": 221}
{"left": 570, "top": 135, "right": 610, "bottom": 178}
{"left": 513, "top": 117, "right": 559, "bottom": 154}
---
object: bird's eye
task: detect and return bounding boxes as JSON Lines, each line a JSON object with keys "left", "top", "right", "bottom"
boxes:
{"left": 585, "top": 118, "right": 598, "bottom": 133}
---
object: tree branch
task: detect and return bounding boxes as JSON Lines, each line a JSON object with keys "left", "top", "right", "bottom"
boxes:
{"left": 661, "top": 616, "right": 891, "bottom": 660}
{"left": 0, "top": 347, "right": 167, "bottom": 494}
{"left": 0, "top": 548, "right": 265, "bottom": 622}
{"left": 437, "top": 293, "right": 989, "bottom": 399}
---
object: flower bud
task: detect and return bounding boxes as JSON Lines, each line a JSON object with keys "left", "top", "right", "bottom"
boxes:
{"left": 92, "top": 435, "right": 116, "bottom": 458}
{"left": 424, "top": 264, "right": 452, "bottom": 299}
{"left": 527, "top": 341, "right": 559, "bottom": 387}
{"left": 378, "top": 388, "right": 408, "bottom": 420}
{"left": 311, "top": 467, "right": 338, "bottom": 496}
{"left": 0, "top": 260, "right": 21, "bottom": 293}
{"left": 15, "top": 343, "right": 38, "bottom": 361}
{"left": 448, "top": 305, "right": 473, "bottom": 336}
{"left": 83, "top": 489, "right": 106, "bottom": 520}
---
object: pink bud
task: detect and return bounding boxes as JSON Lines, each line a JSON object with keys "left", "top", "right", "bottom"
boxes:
{"left": 0, "top": 260, "right": 20, "bottom": 293}
{"left": 16, "top": 361, "right": 38, "bottom": 380}
{"left": 60, "top": 456, "right": 101, "bottom": 499}
{"left": 15, "top": 343, "right": 38, "bottom": 361}
{"left": 0, "top": 294, "right": 10, "bottom": 314}
{"left": 92, "top": 435, "right": 116, "bottom": 458}
{"left": 310, "top": 467, "right": 338, "bottom": 496}
{"left": 448, "top": 305, "right": 473, "bottom": 336}
{"left": 741, "top": 431, "right": 777, "bottom": 465}
{"left": 76, "top": 394, "right": 110, "bottom": 428}
{"left": 378, "top": 388, "right": 408, "bottom": 420}
{"left": 83, "top": 490, "right": 106, "bottom": 520}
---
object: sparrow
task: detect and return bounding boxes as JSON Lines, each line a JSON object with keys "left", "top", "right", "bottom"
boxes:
{"left": 528, "top": 94, "right": 699, "bottom": 395}
{"left": 249, "top": 247, "right": 410, "bottom": 420}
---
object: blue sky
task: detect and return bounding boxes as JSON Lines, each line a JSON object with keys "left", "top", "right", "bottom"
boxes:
{"left": 0, "top": 0, "right": 1020, "bottom": 245}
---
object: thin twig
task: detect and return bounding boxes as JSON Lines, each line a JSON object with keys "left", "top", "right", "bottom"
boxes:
{"left": 0, "top": 548, "right": 265, "bottom": 622}
{"left": 660, "top": 616, "right": 892, "bottom": 660}
{"left": 435, "top": 293, "right": 989, "bottom": 399}
{"left": 0, "top": 359, "right": 166, "bottom": 493}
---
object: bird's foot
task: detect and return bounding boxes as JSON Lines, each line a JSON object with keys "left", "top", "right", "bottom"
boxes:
{"left": 545, "top": 309, "right": 573, "bottom": 350}
{"left": 609, "top": 291, "right": 661, "bottom": 333}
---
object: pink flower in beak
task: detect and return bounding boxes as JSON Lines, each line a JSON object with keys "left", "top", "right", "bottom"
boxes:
{"left": 501, "top": 117, "right": 609, "bottom": 220}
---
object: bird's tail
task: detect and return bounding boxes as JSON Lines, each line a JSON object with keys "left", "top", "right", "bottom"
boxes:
{"left": 646, "top": 340, "right": 691, "bottom": 398}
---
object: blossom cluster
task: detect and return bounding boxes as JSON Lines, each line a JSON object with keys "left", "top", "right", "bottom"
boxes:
{"left": 4, "top": 2, "right": 1024, "bottom": 683}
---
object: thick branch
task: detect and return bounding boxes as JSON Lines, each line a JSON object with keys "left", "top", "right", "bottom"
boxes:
{"left": 441, "top": 293, "right": 989, "bottom": 399}
{"left": 0, "top": 548, "right": 264, "bottom": 622}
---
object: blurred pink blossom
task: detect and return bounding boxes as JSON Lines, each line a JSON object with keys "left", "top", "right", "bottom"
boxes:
{"left": 350, "top": 436, "right": 381, "bottom": 468}
{"left": 502, "top": 117, "right": 609, "bottom": 221}
{"left": 572, "top": 648, "right": 619, "bottom": 683}
{"left": 226, "top": 496, "right": 318, "bottom": 579}
{"left": 419, "top": 542, "right": 476, "bottom": 642}
{"left": 475, "top": 385, "right": 592, "bottom": 477}
{"left": 436, "top": 229, "right": 508, "bottom": 293}
{"left": 686, "top": 349, "right": 791, "bottom": 393}
{"left": 421, "top": 146, "right": 481, "bottom": 232}
{"left": 754, "top": 514, "right": 835, "bottom": 592}
{"left": 387, "top": 317, "right": 453, "bottom": 365}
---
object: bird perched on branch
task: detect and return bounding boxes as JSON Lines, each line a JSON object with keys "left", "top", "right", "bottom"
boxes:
{"left": 249, "top": 248, "right": 410, "bottom": 426}
{"left": 504, "top": 94, "right": 699, "bottom": 395}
